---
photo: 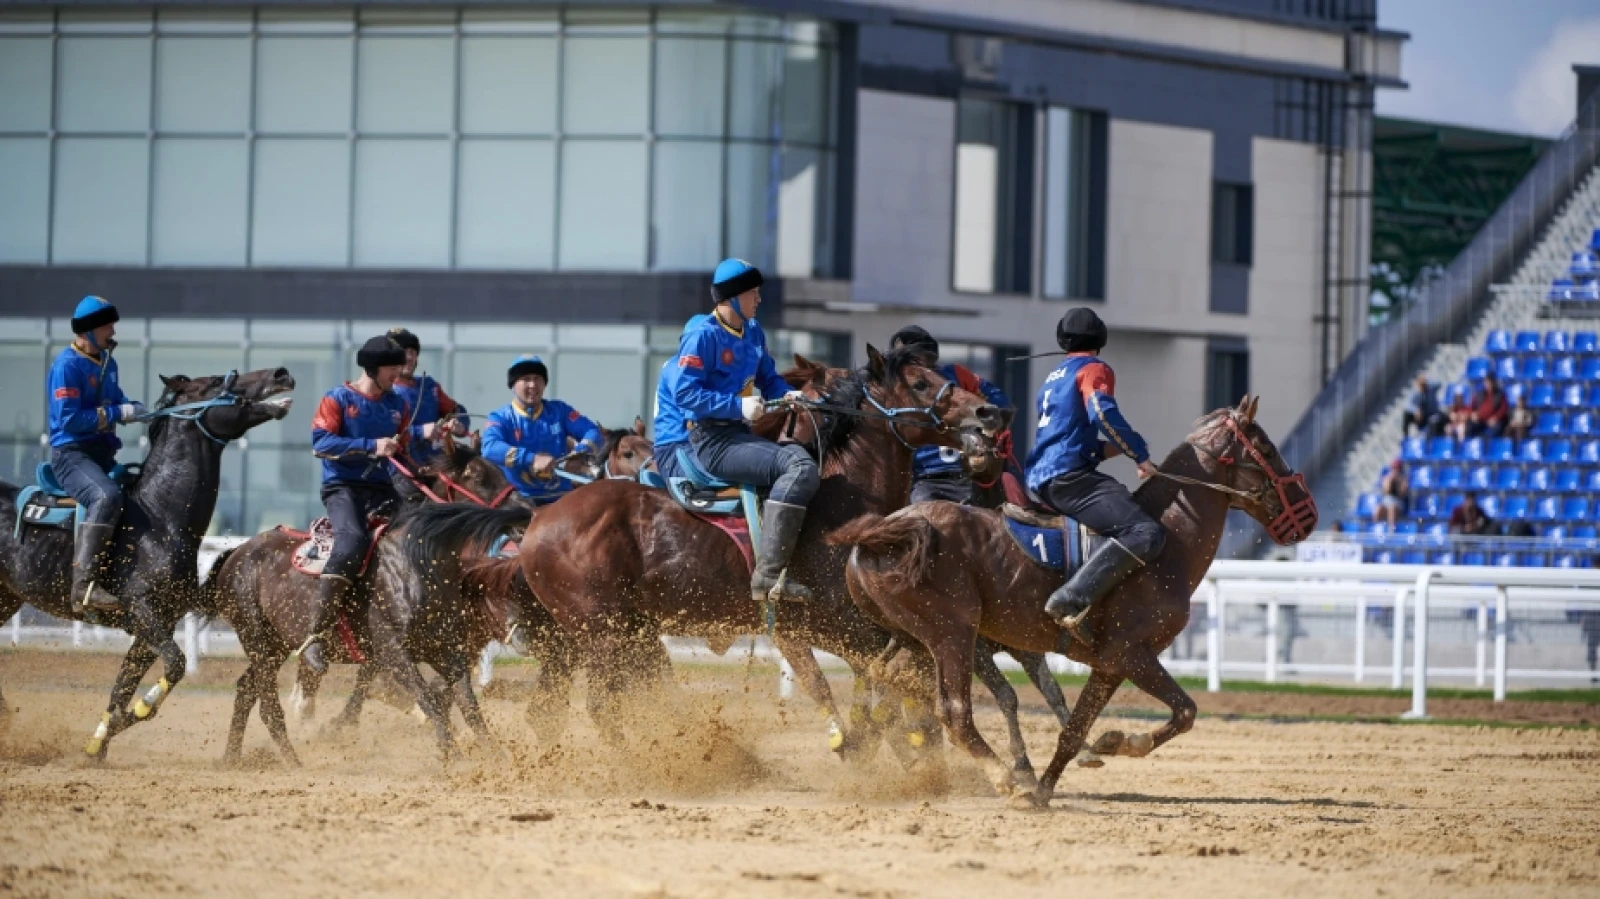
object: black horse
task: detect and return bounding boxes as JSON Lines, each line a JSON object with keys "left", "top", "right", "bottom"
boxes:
{"left": 0, "top": 368, "right": 295, "bottom": 757}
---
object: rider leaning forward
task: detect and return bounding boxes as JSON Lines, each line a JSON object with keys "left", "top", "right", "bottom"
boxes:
{"left": 654, "top": 259, "right": 816, "bottom": 605}
{"left": 888, "top": 325, "right": 1014, "bottom": 506}
{"left": 47, "top": 296, "right": 146, "bottom": 613}
{"left": 483, "top": 354, "right": 604, "bottom": 503}
{"left": 1025, "top": 307, "right": 1166, "bottom": 645}
{"left": 385, "top": 328, "right": 468, "bottom": 486}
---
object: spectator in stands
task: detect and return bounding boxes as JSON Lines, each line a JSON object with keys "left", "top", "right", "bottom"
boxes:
{"left": 1374, "top": 458, "right": 1408, "bottom": 530}
{"left": 1470, "top": 374, "right": 1509, "bottom": 438}
{"left": 1402, "top": 376, "right": 1443, "bottom": 438}
{"left": 1445, "top": 390, "right": 1473, "bottom": 442}
{"left": 1448, "top": 491, "right": 1493, "bottom": 536}
{"left": 1500, "top": 519, "right": 1534, "bottom": 538}
{"left": 1506, "top": 395, "right": 1535, "bottom": 443}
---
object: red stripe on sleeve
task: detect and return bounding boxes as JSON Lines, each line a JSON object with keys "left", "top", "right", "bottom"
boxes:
{"left": 679, "top": 354, "right": 704, "bottom": 369}
{"left": 311, "top": 395, "right": 344, "bottom": 434}
{"left": 1074, "top": 362, "right": 1115, "bottom": 402}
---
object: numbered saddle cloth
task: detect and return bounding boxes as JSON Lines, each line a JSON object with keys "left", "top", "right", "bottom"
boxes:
{"left": 279, "top": 516, "right": 389, "bottom": 578}
{"left": 1000, "top": 503, "right": 1097, "bottom": 574}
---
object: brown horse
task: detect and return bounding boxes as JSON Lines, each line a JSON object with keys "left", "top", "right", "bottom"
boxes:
{"left": 832, "top": 397, "right": 1316, "bottom": 805}
{"left": 202, "top": 433, "right": 525, "bottom": 764}
{"left": 404, "top": 347, "right": 1008, "bottom": 750}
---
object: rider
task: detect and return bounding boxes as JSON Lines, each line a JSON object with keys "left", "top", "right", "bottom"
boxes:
{"left": 303, "top": 335, "right": 417, "bottom": 675}
{"left": 889, "top": 326, "right": 1015, "bottom": 506}
{"left": 482, "top": 355, "right": 603, "bottom": 503}
{"left": 385, "top": 327, "right": 469, "bottom": 472}
{"left": 654, "top": 259, "right": 815, "bottom": 605}
{"left": 1025, "top": 308, "right": 1166, "bottom": 645}
{"left": 47, "top": 296, "right": 145, "bottom": 612}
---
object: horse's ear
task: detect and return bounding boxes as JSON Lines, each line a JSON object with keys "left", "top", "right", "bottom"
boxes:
{"left": 441, "top": 432, "right": 457, "bottom": 458}
{"left": 866, "top": 344, "right": 887, "bottom": 382}
{"left": 633, "top": 415, "right": 647, "bottom": 437}
{"left": 1245, "top": 396, "right": 1260, "bottom": 423}
{"left": 469, "top": 431, "right": 482, "bottom": 452}
{"left": 159, "top": 374, "right": 186, "bottom": 390}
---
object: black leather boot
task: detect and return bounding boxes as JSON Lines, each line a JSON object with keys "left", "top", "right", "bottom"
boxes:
{"left": 74, "top": 522, "right": 125, "bottom": 613}
{"left": 751, "top": 501, "right": 813, "bottom": 603}
{"left": 1044, "top": 539, "right": 1145, "bottom": 646}
{"left": 301, "top": 574, "right": 352, "bottom": 676}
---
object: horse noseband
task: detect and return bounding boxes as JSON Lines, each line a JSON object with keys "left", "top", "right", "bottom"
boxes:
{"left": 1221, "top": 417, "right": 1318, "bottom": 545}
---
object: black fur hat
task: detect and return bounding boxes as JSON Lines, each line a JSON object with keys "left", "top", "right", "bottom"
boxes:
{"left": 357, "top": 335, "right": 406, "bottom": 371}
{"left": 1056, "top": 307, "right": 1107, "bottom": 353}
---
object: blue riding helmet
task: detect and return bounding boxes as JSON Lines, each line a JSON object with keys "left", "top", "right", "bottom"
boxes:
{"left": 711, "top": 258, "right": 763, "bottom": 322}
{"left": 71, "top": 296, "right": 120, "bottom": 347}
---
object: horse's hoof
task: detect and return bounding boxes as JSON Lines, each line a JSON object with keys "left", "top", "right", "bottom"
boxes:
{"left": 1009, "top": 789, "right": 1048, "bottom": 811}
{"left": 1121, "top": 733, "right": 1154, "bottom": 758}
{"left": 1089, "top": 730, "right": 1125, "bottom": 756}
{"left": 905, "top": 730, "right": 926, "bottom": 749}
{"left": 1011, "top": 767, "right": 1041, "bottom": 792}
{"left": 1075, "top": 750, "right": 1106, "bottom": 769}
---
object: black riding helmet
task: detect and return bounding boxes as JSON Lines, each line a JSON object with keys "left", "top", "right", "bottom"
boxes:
{"left": 357, "top": 335, "right": 406, "bottom": 377}
{"left": 889, "top": 325, "right": 940, "bottom": 364}
{"left": 1056, "top": 307, "right": 1108, "bottom": 353}
{"left": 386, "top": 327, "right": 421, "bottom": 354}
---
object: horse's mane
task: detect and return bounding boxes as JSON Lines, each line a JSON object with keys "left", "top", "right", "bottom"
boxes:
{"left": 1130, "top": 408, "right": 1237, "bottom": 507}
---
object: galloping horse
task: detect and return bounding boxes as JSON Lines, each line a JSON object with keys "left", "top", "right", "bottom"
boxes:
{"left": 405, "top": 347, "right": 1007, "bottom": 750}
{"left": 832, "top": 397, "right": 1317, "bottom": 805}
{"left": 0, "top": 368, "right": 296, "bottom": 756}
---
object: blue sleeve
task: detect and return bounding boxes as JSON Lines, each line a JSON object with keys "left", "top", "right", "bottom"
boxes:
{"left": 978, "top": 376, "right": 1010, "bottom": 410}
{"left": 311, "top": 394, "right": 374, "bottom": 459}
{"left": 103, "top": 360, "right": 131, "bottom": 408}
{"left": 49, "top": 359, "right": 111, "bottom": 435}
{"left": 671, "top": 329, "right": 744, "bottom": 420}
{"left": 560, "top": 405, "right": 603, "bottom": 452}
{"left": 481, "top": 410, "right": 529, "bottom": 472}
{"left": 1085, "top": 393, "right": 1150, "bottom": 464}
{"left": 754, "top": 328, "right": 790, "bottom": 400}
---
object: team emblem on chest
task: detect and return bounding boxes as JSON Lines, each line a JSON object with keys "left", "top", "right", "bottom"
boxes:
{"left": 722, "top": 348, "right": 735, "bottom": 365}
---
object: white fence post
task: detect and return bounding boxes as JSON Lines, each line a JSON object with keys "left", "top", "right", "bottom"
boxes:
{"left": 1390, "top": 586, "right": 1407, "bottom": 690}
{"left": 1475, "top": 598, "right": 1489, "bottom": 688}
{"left": 1353, "top": 593, "right": 1366, "bottom": 683}
{"left": 778, "top": 654, "right": 795, "bottom": 700}
{"left": 1264, "top": 599, "right": 1279, "bottom": 683}
{"left": 478, "top": 643, "right": 496, "bottom": 688}
{"left": 1493, "top": 586, "right": 1509, "bottom": 702}
{"left": 182, "top": 614, "right": 199, "bottom": 673}
{"left": 73, "top": 619, "right": 82, "bottom": 647}
{"left": 1206, "top": 579, "right": 1222, "bottom": 693}
{"left": 9, "top": 611, "right": 19, "bottom": 646}
{"left": 1403, "top": 569, "right": 1436, "bottom": 719}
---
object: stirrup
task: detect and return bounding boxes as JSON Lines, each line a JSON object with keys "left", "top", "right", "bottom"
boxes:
{"left": 79, "top": 582, "right": 122, "bottom": 613}
{"left": 1062, "top": 609, "right": 1094, "bottom": 647}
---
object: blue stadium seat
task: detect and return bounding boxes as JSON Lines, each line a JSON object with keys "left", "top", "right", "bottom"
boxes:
{"left": 1478, "top": 494, "right": 1501, "bottom": 518}
{"left": 1544, "top": 331, "right": 1572, "bottom": 353}
{"left": 1562, "top": 383, "right": 1586, "bottom": 408}
{"left": 1556, "top": 468, "right": 1584, "bottom": 493}
{"left": 1587, "top": 470, "right": 1600, "bottom": 493}
{"left": 1491, "top": 551, "right": 1518, "bottom": 567}
{"left": 1582, "top": 358, "right": 1600, "bottom": 380}
{"left": 1573, "top": 253, "right": 1597, "bottom": 279}
{"left": 1588, "top": 385, "right": 1600, "bottom": 408}
{"left": 1367, "top": 521, "right": 1390, "bottom": 537}
{"left": 1591, "top": 228, "right": 1600, "bottom": 252}
{"left": 1408, "top": 465, "right": 1434, "bottom": 490}
{"left": 1545, "top": 524, "right": 1569, "bottom": 541}
{"left": 1467, "top": 465, "right": 1494, "bottom": 490}
{"left": 1440, "top": 493, "right": 1465, "bottom": 518}
{"left": 1495, "top": 356, "right": 1519, "bottom": 381}
{"left": 1369, "top": 549, "right": 1397, "bottom": 565}
{"left": 1529, "top": 383, "right": 1556, "bottom": 407}
{"left": 1577, "top": 331, "right": 1600, "bottom": 354}
{"left": 1519, "top": 552, "right": 1548, "bottom": 568}
{"left": 1356, "top": 493, "right": 1380, "bottom": 517}
{"left": 1426, "top": 437, "right": 1456, "bottom": 460}
{"left": 1550, "top": 279, "right": 1575, "bottom": 301}
{"left": 1521, "top": 357, "right": 1549, "bottom": 381}
{"left": 1424, "top": 521, "right": 1449, "bottom": 539}
{"left": 1576, "top": 525, "right": 1599, "bottom": 539}
{"left": 1464, "top": 357, "right": 1490, "bottom": 380}
{"left": 1505, "top": 381, "right": 1527, "bottom": 405}
{"left": 1431, "top": 551, "right": 1457, "bottom": 566}
{"left": 1547, "top": 439, "right": 1574, "bottom": 463}
{"left": 1580, "top": 440, "right": 1600, "bottom": 464}
{"left": 1495, "top": 466, "right": 1523, "bottom": 491}
{"left": 1575, "top": 282, "right": 1600, "bottom": 302}
{"left": 1533, "top": 496, "right": 1560, "bottom": 522}
{"left": 1502, "top": 494, "right": 1531, "bottom": 520}
{"left": 1401, "top": 437, "right": 1427, "bottom": 461}
{"left": 1563, "top": 497, "right": 1591, "bottom": 521}
{"left": 1553, "top": 552, "right": 1591, "bottom": 569}
{"left": 1394, "top": 520, "right": 1419, "bottom": 535}
{"left": 1518, "top": 439, "right": 1544, "bottom": 463}
{"left": 1461, "top": 551, "right": 1488, "bottom": 566}
{"left": 1573, "top": 411, "right": 1596, "bottom": 436}
{"left": 1436, "top": 465, "right": 1464, "bottom": 490}
{"left": 1514, "top": 331, "right": 1542, "bottom": 354}
{"left": 1532, "top": 410, "right": 1564, "bottom": 436}
{"left": 1460, "top": 437, "right": 1485, "bottom": 461}
{"left": 1488, "top": 437, "right": 1515, "bottom": 462}
{"left": 1527, "top": 466, "right": 1554, "bottom": 491}
{"left": 1413, "top": 492, "right": 1442, "bottom": 519}
{"left": 1554, "top": 356, "right": 1579, "bottom": 381}
{"left": 1399, "top": 550, "right": 1427, "bottom": 565}
{"left": 1484, "top": 329, "right": 1512, "bottom": 355}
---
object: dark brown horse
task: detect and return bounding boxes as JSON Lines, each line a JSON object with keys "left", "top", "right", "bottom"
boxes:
{"left": 202, "top": 434, "right": 525, "bottom": 764}
{"left": 404, "top": 347, "right": 1008, "bottom": 750}
{"left": 832, "top": 397, "right": 1316, "bottom": 805}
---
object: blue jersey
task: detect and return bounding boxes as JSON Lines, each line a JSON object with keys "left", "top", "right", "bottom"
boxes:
{"left": 482, "top": 399, "right": 602, "bottom": 500}
{"left": 48, "top": 345, "right": 133, "bottom": 450}
{"left": 312, "top": 382, "right": 411, "bottom": 487}
{"left": 1025, "top": 354, "right": 1150, "bottom": 493}
{"left": 391, "top": 373, "right": 466, "bottom": 463}
{"left": 912, "top": 363, "right": 1011, "bottom": 479}
{"left": 654, "top": 312, "right": 788, "bottom": 448}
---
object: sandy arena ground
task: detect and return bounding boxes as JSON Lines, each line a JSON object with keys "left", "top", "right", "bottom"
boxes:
{"left": 2, "top": 650, "right": 1598, "bottom": 898}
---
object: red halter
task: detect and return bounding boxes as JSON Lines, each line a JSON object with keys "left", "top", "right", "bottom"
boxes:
{"left": 389, "top": 456, "right": 514, "bottom": 509}
{"left": 1218, "top": 416, "right": 1318, "bottom": 545}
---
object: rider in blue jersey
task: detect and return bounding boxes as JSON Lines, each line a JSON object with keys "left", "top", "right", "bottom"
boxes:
{"left": 1025, "top": 308, "right": 1165, "bottom": 644}
{"left": 385, "top": 328, "right": 468, "bottom": 466}
{"left": 482, "top": 355, "right": 603, "bottom": 503}
{"left": 653, "top": 260, "right": 816, "bottom": 604}
{"left": 888, "top": 326, "right": 1014, "bottom": 506}
{"left": 46, "top": 296, "right": 146, "bottom": 612}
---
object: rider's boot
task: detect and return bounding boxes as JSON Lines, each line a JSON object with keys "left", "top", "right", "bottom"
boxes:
{"left": 301, "top": 573, "right": 352, "bottom": 676}
{"left": 1044, "top": 538, "right": 1145, "bottom": 646}
{"left": 74, "top": 522, "right": 126, "bottom": 613}
{"left": 751, "top": 501, "right": 813, "bottom": 604}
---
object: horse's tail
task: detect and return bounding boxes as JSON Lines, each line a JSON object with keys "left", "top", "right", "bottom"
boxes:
{"left": 192, "top": 545, "right": 239, "bottom": 625}
{"left": 403, "top": 502, "right": 529, "bottom": 590}
{"left": 829, "top": 512, "right": 938, "bottom": 586}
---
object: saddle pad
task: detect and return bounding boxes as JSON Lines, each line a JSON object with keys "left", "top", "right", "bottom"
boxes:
{"left": 1005, "top": 516, "right": 1074, "bottom": 571}
{"left": 695, "top": 512, "right": 753, "bottom": 574}
{"left": 14, "top": 486, "right": 78, "bottom": 539}
{"left": 282, "top": 517, "right": 389, "bottom": 578}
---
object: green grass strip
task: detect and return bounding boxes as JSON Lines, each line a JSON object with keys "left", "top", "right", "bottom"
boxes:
{"left": 1000, "top": 669, "right": 1600, "bottom": 704}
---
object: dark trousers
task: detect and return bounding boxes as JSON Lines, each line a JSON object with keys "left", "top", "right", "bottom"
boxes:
{"left": 51, "top": 442, "right": 123, "bottom": 526}
{"left": 673, "top": 422, "right": 820, "bottom": 506}
{"left": 910, "top": 476, "right": 974, "bottom": 506}
{"left": 1038, "top": 468, "right": 1166, "bottom": 561}
{"left": 321, "top": 482, "right": 398, "bottom": 581}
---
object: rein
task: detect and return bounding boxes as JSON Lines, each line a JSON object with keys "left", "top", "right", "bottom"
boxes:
{"left": 779, "top": 378, "right": 955, "bottom": 453}
{"left": 139, "top": 370, "right": 247, "bottom": 446}
{"left": 389, "top": 454, "right": 514, "bottom": 508}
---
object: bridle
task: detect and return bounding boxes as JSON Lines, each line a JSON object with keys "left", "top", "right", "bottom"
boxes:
{"left": 780, "top": 372, "right": 958, "bottom": 453}
{"left": 1154, "top": 413, "right": 1317, "bottom": 545}
{"left": 389, "top": 453, "right": 514, "bottom": 508}
{"left": 141, "top": 370, "right": 253, "bottom": 447}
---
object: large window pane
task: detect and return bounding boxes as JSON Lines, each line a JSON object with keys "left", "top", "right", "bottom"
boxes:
{"left": 246, "top": 344, "right": 338, "bottom": 448}
{"left": 781, "top": 43, "right": 830, "bottom": 145}
{"left": 1043, "top": 108, "right": 1076, "bottom": 299}
{"left": 555, "top": 351, "right": 643, "bottom": 432}
{"left": 0, "top": 37, "right": 53, "bottom": 131}
{"left": 53, "top": 138, "right": 149, "bottom": 264}
{"left": 561, "top": 37, "right": 648, "bottom": 136}
{"left": 777, "top": 147, "right": 823, "bottom": 278}
{"left": 353, "top": 139, "right": 452, "bottom": 267}
{"left": 357, "top": 37, "right": 454, "bottom": 135}
{"left": 156, "top": 37, "right": 250, "bottom": 133}
{"left": 728, "top": 40, "right": 781, "bottom": 140}
{"left": 58, "top": 37, "right": 152, "bottom": 133}
{"left": 460, "top": 37, "right": 556, "bottom": 135}
{"left": 152, "top": 138, "right": 248, "bottom": 265}
{"left": 0, "top": 139, "right": 50, "bottom": 264}
{"left": 655, "top": 38, "right": 725, "bottom": 137}
{"left": 256, "top": 37, "right": 353, "bottom": 134}
{"left": 244, "top": 447, "right": 320, "bottom": 532}
{"left": 726, "top": 142, "right": 773, "bottom": 269}
{"left": 559, "top": 141, "right": 647, "bottom": 270}
{"left": 456, "top": 139, "right": 555, "bottom": 269}
{"left": 953, "top": 97, "right": 1031, "bottom": 294}
{"left": 0, "top": 343, "right": 48, "bottom": 442}
{"left": 252, "top": 139, "right": 350, "bottom": 266}
{"left": 653, "top": 142, "right": 723, "bottom": 270}
{"left": 452, "top": 349, "right": 520, "bottom": 423}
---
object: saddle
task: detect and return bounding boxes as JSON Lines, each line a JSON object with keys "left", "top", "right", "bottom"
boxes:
{"left": 1000, "top": 503, "right": 1099, "bottom": 576}
{"left": 14, "top": 461, "right": 139, "bottom": 541}
{"left": 278, "top": 516, "right": 390, "bottom": 578}
{"left": 636, "top": 449, "right": 759, "bottom": 573}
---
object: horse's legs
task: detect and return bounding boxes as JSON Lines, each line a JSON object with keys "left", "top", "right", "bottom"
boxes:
{"left": 367, "top": 623, "right": 455, "bottom": 760}
{"left": 525, "top": 632, "right": 575, "bottom": 746}
{"left": 931, "top": 634, "right": 1018, "bottom": 796}
{"left": 451, "top": 672, "right": 494, "bottom": 743}
{"left": 1013, "top": 647, "right": 1104, "bottom": 769}
{"left": 320, "top": 663, "right": 377, "bottom": 739}
{"left": 971, "top": 641, "right": 1036, "bottom": 787}
{"left": 0, "top": 591, "right": 20, "bottom": 732}
{"left": 290, "top": 657, "right": 322, "bottom": 722}
{"left": 255, "top": 660, "right": 301, "bottom": 766}
{"left": 772, "top": 634, "right": 846, "bottom": 753}
{"left": 1090, "top": 643, "right": 1196, "bottom": 758}
{"left": 85, "top": 639, "right": 160, "bottom": 758}
{"left": 223, "top": 663, "right": 259, "bottom": 764}
{"left": 1031, "top": 666, "right": 1123, "bottom": 807}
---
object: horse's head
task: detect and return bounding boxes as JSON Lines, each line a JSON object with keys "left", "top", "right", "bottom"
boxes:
{"left": 152, "top": 366, "right": 296, "bottom": 442}
{"left": 863, "top": 344, "right": 1011, "bottom": 476}
{"left": 599, "top": 417, "right": 653, "bottom": 479}
{"left": 420, "top": 433, "right": 519, "bottom": 508}
{"left": 1197, "top": 396, "right": 1317, "bottom": 544}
